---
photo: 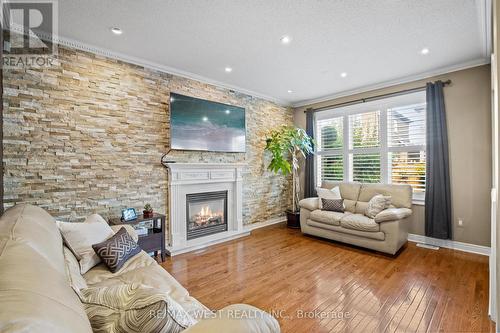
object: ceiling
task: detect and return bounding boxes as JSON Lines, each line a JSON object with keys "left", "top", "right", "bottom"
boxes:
{"left": 57, "top": 0, "right": 490, "bottom": 106}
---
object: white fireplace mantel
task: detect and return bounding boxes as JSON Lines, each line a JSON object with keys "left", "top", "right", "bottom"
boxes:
{"left": 164, "top": 162, "right": 248, "bottom": 256}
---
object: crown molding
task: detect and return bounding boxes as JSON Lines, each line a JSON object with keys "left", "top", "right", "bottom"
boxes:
{"left": 291, "top": 58, "right": 490, "bottom": 108}
{"left": 54, "top": 36, "right": 289, "bottom": 106}
{"left": 42, "top": 34, "right": 290, "bottom": 107}
{"left": 6, "top": 1, "right": 491, "bottom": 110}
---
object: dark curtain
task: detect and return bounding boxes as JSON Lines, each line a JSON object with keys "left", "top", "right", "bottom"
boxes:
{"left": 425, "top": 81, "right": 451, "bottom": 239}
{"left": 304, "top": 109, "right": 315, "bottom": 198}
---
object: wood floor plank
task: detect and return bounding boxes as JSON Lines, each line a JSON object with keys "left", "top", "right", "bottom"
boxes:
{"left": 160, "top": 223, "right": 494, "bottom": 333}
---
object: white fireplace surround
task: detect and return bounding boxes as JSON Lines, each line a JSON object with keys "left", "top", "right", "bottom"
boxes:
{"left": 165, "top": 162, "right": 249, "bottom": 256}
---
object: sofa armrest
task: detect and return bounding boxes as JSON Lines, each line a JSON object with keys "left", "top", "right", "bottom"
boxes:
{"left": 299, "top": 197, "right": 319, "bottom": 211}
{"left": 374, "top": 208, "right": 412, "bottom": 223}
{"left": 183, "top": 304, "right": 280, "bottom": 333}
{"left": 110, "top": 224, "right": 139, "bottom": 242}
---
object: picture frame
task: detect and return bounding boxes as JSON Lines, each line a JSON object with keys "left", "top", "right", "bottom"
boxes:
{"left": 121, "top": 208, "right": 137, "bottom": 222}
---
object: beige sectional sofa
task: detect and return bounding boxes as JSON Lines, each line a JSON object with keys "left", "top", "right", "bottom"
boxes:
{"left": 299, "top": 182, "right": 413, "bottom": 255}
{"left": 0, "top": 204, "right": 279, "bottom": 333}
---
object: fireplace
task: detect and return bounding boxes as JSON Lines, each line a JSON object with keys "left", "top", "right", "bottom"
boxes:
{"left": 186, "top": 190, "right": 228, "bottom": 240}
{"left": 165, "top": 162, "right": 247, "bottom": 256}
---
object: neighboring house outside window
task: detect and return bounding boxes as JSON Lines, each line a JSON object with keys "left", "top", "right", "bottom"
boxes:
{"left": 315, "top": 91, "right": 426, "bottom": 203}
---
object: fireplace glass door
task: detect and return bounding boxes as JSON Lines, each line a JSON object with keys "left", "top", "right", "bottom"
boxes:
{"left": 186, "top": 191, "right": 228, "bottom": 240}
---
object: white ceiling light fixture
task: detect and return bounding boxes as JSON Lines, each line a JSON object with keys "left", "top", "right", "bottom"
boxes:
{"left": 224, "top": 67, "right": 233, "bottom": 73}
{"left": 110, "top": 27, "right": 123, "bottom": 35}
{"left": 340, "top": 72, "right": 347, "bottom": 78}
{"left": 420, "top": 48, "right": 430, "bottom": 55}
{"left": 287, "top": 90, "right": 293, "bottom": 93}
{"left": 280, "top": 35, "right": 292, "bottom": 44}
{"left": 225, "top": 109, "right": 231, "bottom": 114}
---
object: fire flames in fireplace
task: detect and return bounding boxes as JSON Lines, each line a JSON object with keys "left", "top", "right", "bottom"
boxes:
{"left": 186, "top": 191, "right": 228, "bottom": 240}
{"left": 191, "top": 205, "right": 224, "bottom": 227}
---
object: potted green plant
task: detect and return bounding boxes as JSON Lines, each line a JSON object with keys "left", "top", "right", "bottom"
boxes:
{"left": 265, "top": 125, "right": 314, "bottom": 228}
{"left": 143, "top": 203, "right": 154, "bottom": 218}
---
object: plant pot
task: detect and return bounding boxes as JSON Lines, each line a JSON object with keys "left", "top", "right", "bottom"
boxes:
{"left": 286, "top": 210, "right": 300, "bottom": 229}
{"left": 143, "top": 210, "right": 153, "bottom": 218}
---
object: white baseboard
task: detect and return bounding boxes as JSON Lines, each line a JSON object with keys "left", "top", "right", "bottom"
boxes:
{"left": 408, "top": 233, "right": 491, "bottom": 256}
{"left": 244, "top": 216, "right": 286, "bottom": 231}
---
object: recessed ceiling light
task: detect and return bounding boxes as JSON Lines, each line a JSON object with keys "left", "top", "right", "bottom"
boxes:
{"left": 280, "top": 35, "right": 292, "bottom": 44}
{"left": 224, "top": 67, "right": 232, "bottom": 73}
{"left": 420, "top": 48, "right": 429, "bottom": 55}
{"left": 287, "top": 90, "right": 293, "bottom": 93}
{"left": 202, "top": 116, "right": 208, "bottom": 122}
{"left": 340, "top": 72, "right": 347, "bottom": 78}
{"left": 225, "top": 110, "right": 231, "bottom": 114}
{"left": 111, "top": 27, "right": 123, "bottom": 35}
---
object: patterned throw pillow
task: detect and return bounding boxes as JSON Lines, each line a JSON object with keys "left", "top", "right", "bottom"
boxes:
{"left": 365, "top": 194, "right": 392, "bottom": 218}
{"left": 321, "top": 198, "right": 345, "bottom": 212}
{"left": 316, "top": 186, "right": 342, "bottom": 209}
{"left": 92, "top": 227, "right": 141, "bottom": 273}
{"left": 81, "top": 283, "right": 195, "bottom": 333}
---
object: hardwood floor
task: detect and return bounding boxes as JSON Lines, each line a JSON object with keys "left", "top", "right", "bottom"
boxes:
{"left": 161, "top": 223, "right": 494, "bottom": 332}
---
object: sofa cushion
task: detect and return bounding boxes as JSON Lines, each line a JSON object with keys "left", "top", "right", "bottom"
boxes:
{"left": 355, "top": 201, "right": 369, "bottom": 214}
{"left": 0, "top": 204, "right": 93, "bottom": 333}
{"left": 358, "top": 183, "right": 412, "bottom": 208}
{"left": 322, "top": 181, "right": 361, "bottom": 213}
{"left": 306, "top": 220, "right": 385, "bottom": 241}
{"left": 0, "top": 204, "right": 67, "bottom": 275}
{"left": 80, "top": 283, "right": 194, "bottom": 333}
{"left": 340, "top": 214, "right": 379, "bottom": 232}
{"left": 92, "top": 227, "right": 141, "bottom": 273}
{"left": 63, "top": 246, "right": 88, "bottom": 293}
{"left": 310, "top": 210, "right": 349, "bottom": 226}
{"left": 57, "top": 214, "right": 116, "bottom": 274}
{"left": 365, "top": 194, "right": 392, "bottom": 218}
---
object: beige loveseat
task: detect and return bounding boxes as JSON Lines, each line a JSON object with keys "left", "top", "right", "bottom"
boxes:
{"left": 0, "top": 204, "right": 279, "bottom": 333}
{"left": 299, "top": 182, "right": 413, "bottom": 255}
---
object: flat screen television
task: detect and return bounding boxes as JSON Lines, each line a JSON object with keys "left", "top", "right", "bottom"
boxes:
{"left": 170, "top": 93, "right": 246, "bottom": 153}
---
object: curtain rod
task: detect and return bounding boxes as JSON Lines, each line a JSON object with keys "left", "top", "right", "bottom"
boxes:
{"left": 304, "top": 79, "right": 451, "bottom": 113}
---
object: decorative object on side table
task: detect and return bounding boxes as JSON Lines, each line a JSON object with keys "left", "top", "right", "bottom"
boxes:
{"left": 121, "top": 207, "right": 137, "bottom": 221}
{"left": 143, "top": 203, "right": 154, "bottom": 218}
{"left": 109, "top": 213, "right": 166, "bottom": 261}
{"left": 264, "top": 126, "right": 314, "bottom": 228}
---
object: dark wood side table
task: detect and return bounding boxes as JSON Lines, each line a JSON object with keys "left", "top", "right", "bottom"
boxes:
{"left": 109, "top": 213, "right": 166, "bottom": 262}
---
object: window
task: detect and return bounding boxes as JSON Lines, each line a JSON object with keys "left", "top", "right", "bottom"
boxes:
{"left": 315, "top": 91, "right": 426, "bottom": 202}
{"left": 316, "top": 117, "right": 344, "bottom": 183}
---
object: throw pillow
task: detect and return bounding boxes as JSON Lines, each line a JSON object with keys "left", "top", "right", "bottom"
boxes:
{"left": 57, "top": 214, "right": 115, "bottom": 274}
{"left": 365, "top": 194, "right": 392, "bottom": 218}
{"left": 316, "top": 186, "right": 342, "bottom": 209}
{"left": 321, "top": 198, "right": 345, "bottom": 212}
{"left": 92, "top": 227, "right": 141, "bottom": 273}
{"left": 80, "top": 283, "right": 195, "bottom": 333}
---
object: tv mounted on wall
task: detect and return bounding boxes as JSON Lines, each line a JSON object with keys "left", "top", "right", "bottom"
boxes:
{"left": 170, "top": 93, "right": 246, "bottom": 153}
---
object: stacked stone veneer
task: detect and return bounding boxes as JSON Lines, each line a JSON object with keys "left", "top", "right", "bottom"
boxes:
{"left": 3, "top": 46, "right": 292, "bottom": 225}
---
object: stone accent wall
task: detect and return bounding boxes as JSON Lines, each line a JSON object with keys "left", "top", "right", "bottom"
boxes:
{"left": 3, "top": 46, "right": 292, "bottom": 224}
